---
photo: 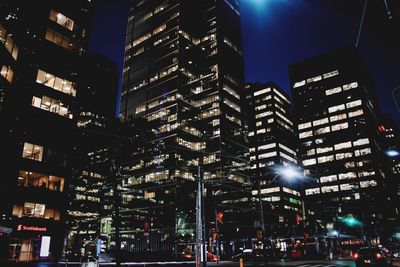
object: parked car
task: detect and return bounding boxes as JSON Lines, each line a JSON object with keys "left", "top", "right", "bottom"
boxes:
{"left": 232, "top": 248, "right": 254, "bottom": 261}
{"left": 232, "top": 248, "right": 265, "bottom": 262}
{"left": 177, "top": 251, "right": 218, "bottom": 262}
{"left": 353, "top": 247, "right": 392, "bottom": 267}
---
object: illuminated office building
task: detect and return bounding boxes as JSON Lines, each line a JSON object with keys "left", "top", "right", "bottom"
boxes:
{"left": 246, "top": 82, "right": 302, "bottom": 238}
{"left": 290, "top": 47, "right": 388, "bottom": 240}
{"left": 118, "top": 0, "right": 248, "bottom": 257}
{"left": 0, "top": 0, "right": 94, "bottom": 262}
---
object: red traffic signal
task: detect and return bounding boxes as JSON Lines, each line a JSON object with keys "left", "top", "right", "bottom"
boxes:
{"left": 217, "top": 211, "right": 223, "bottom": 224}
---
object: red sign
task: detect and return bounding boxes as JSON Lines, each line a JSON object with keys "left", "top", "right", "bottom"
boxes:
{"left": 17, "top": 225, "right": 47, "bottom": 232}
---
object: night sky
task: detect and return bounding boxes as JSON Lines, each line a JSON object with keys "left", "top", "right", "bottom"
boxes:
{"left": 88, "top": 0, "right": 400, "bottom": 125}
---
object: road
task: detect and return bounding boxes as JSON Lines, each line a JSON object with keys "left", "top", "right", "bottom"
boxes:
{"left": 6, "top": 259, "right": 400, "bottom": 267}
{"left": 207, "top": 260, "right": 355, "bottom": 267}
{"left": 4, "top": 260, "right": 355, "bottom": 267}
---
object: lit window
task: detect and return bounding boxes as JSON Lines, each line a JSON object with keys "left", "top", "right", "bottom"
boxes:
{"left": 346, "top": 99, "right": 362, "bottom": 109}
{"left": 254, "top": 87, "right": 271, "bottom": 96}
{"left": 279, "top": 144, "right": 296, "bottom": 156}
{"left": 255, "top": 104, "right": 267, "bottom": 111}
{"left": 335, "top": 152, "right": 353, "bottom": 160}
{"left": 256, "top": 111, "right": 272, "bottom": 119}
{"left": 354, "top": 148, "right": 371, "bottom": 157}
{"left": 49, "top": 10, "right": 74, "bottom": 31}
{"left": 330, "top": 113, "right": 347, "bottom": 122}
{"left": 32, "top": 96, "right": 73, "bottom": 119}
{"left": 280, "top": 152, "right": 297, "bottom": 163}
{"left": 353, "top": 138, "right": 369, "bottom": 147}
{"left": 257, "top": 129, "right": 266, "bottom": 134}
{"left": 348, "top": 109, "right": 363, "bottom": 118}
{"left": 18, "top": 171, "right": 64, "bottom": 192}
{"left": 299, "top": 131, "right": 313, "bottom": 139}
{"left": 322, "top": 70, "right": 339, "bottom": 79}
{"left": 223, "top": 84, "right": 240, "bottom": 100}
{"left": 252, "top": 187, "right": 280, "bottom": 195}
{"left": 358, "top": 170, "right": 375, "bottom": 177}
{"left": 36, "top": 70, "right": 76, "bottom": 96}
{"left": 259, "top": 151, "right": 277, "bottom": 159}
{"left": 298, "top": 122, "right": 312, "bottom": 130}
{"left": 306, "top": 149, "right": 316, "bottom": 156}
{"left": 256, "top": 121, "right": 262, "bottom": 126}
{"left": 316, "top": 147, "right": 333, "bottom": 154}
{"left": 360, "top": 180, "right": 377, "bottom": 188}
{"left": 321, "top": 185, "right": 339, "bottom": 193}
{"left": 320, "top": 175, "right": 337, "bottom": 183}
{"left": 22, "top": 142, "right": 44, "bottom": 161}
{"left": 302, "top": 158, "right": 317, "bottom": 166}
{"left": 153, "top": 24, "right": 166, "bottom": 35}
{"left": 282, "top": 187, "right": 300, "bottom": 196}
{"left": 274, "top": 89, "right": 290, "bottom": 103}
{"left": 314, "top": 126, "right": 330, "bottom": 135}
{"left": 328, "top": 104, "right": 345, "bottom": 113}
{"left": 317, "top": 155, "right": 334, "bottom": 163}
{"left": 331, "top": 122, "right": 348, "bottom": 131}
{"left": 340, "top": 183, "right": 359, "bottom": 191}
{"left": 307, "top": 75, "right": 322, "bottom": 83}
{"left": 338, "top": 172, "right": 357, "bottom": 180}
{"left": 334, "top": 141, "right": 352, "bottom": 150}
{"left": 4, "top": 34, "right": 18, "bottom": 60}
{"left": 258, "top": 143, "right": 276, "bottom": 151}
{"left": 45, "top": 28, "right": 79, "bottom": 52}
{"left": 23, "top": 202, "right": 46, "bottom": 218}
{"left": 132, "top": 33, "right": 152, "bottom": 47}
{"left": 325, "top": 87, "right": 342, "bottom": 96}
{"left": 313, "top": 118, "right": 329, "bottom": 126}
{"left": 293, "top": 80, "right": 305, "bottom": 88}
{"left": 343, "top": 82, "right": 358, "bottom": 91}
{"left": 0, "top": 65, "right": 13, "bottom": 82}
{"left": 305, "top": 188, "right": 321, "bottom": 195}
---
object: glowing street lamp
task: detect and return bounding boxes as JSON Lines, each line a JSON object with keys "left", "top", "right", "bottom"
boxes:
{"left": 385, "top": 149, "right": 400, "bottom": 158}
{"left": 258, "top": 165, "right": 303, "bottom": 232}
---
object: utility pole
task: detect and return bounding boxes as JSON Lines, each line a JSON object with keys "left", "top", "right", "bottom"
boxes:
{"left": 258, "top": 178, "right": 265, "bottom": 234}
{"left": 111, "top": 156, "right": 121, "bottom": 267}
{"left": 196, "top": 158, "right": 207, "bottom": 267}
{"left": 215, "top": 209, "right": 220, "bottom": 264}
{"left": 196, "top": 164, "right": 203, "bottom": 267}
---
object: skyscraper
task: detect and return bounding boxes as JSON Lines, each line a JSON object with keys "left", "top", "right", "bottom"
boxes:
{"left": 0, "top": 0, "right": 94, "bottom": 262}
{"left": 246, "top": 82, "right": 302, "bottom": 238}
{"left": 290, "top": 47, "right": 387, "bottom": 242}
{"left": 118, "top": 0, "right": 247, "bottom": 257}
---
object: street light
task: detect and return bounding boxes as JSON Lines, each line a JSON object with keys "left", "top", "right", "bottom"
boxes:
{"left": 385, "top": 149, "right": 400, "bottom": 158}
{"left": 258, "top": 165, "right": 303, "bottom": 234}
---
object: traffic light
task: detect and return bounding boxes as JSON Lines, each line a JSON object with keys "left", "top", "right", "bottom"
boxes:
{"left": 339, "top": 215, "right": 361, "bottom": 227}
{"left": 296, "top": 214, "right": 302, "bottom": 224}
{"left": 217, "top": 211, "right": 223, "bottom": 224}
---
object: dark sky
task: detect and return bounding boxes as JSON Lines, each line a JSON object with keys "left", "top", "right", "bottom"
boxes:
{"left": 88, "top": 0, "right": 400, "bottom": 125}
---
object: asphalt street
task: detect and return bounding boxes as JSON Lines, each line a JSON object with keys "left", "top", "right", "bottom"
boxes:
{"left": 6, "top": 259, "right": 400, "bottom": 267}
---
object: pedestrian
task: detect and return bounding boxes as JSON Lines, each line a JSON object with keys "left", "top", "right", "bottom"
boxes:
{"left": 328, "top": 247, "right": 333, "bottom": 260}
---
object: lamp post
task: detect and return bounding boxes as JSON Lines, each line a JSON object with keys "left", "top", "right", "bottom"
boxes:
{"left": 258, "top": 166, "right": 302, "bottom": 235}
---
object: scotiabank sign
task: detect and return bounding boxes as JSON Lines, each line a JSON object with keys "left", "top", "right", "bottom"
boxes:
{"left": 17, "top": 224, "right": 47, "bottom": 232}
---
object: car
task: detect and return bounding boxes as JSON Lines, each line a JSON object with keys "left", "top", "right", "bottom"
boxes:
{"left": 207, "top": 252, "right": 218, "bottom": 262}
{"left": 353, "top": 247, "right": 393, "bottom": 267}
{"left": 177, "top": 251, "right": 218, "bottom": 262}
{"left": 232, "top": 249, "right": 253, "bottom": 261}
{"left": 177, "top": 251, "right": 194, "bottom": 260}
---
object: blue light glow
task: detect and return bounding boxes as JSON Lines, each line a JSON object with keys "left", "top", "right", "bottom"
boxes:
{"left": 385, "top": 150, "right": 400, "bottom": 157}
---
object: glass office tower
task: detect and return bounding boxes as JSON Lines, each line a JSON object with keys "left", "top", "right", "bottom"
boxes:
{"left": 118, "top": 0, "right": 248, "bottom": 258}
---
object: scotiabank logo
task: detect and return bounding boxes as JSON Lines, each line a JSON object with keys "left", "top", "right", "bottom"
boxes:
{"left": 17, "top": 224, "right": 47, "bottom": 232}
